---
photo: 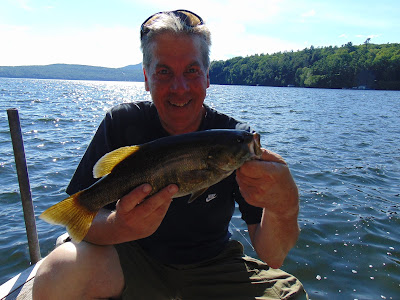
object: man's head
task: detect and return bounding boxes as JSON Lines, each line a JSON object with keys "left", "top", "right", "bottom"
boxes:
{"left": 140, "top": 10, "right": 211, "bottom": 71}
{"left": 140, "top": 10, "right": 212, "bottom": 135}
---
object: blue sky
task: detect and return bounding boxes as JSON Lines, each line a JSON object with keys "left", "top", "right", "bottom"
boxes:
{"left": 1, "top": 0, "right": 399, "bottom": 67}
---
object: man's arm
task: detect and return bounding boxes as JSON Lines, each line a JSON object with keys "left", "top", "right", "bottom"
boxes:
{"left": 236, "top": 149, "right": 300, "bottom": 268}
{"left": 84, "top": 184, "right": 178, "bottom": 245}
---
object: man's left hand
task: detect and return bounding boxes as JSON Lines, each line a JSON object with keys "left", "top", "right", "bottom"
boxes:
{"left": 236, "top": 148, "right": 299, "bottom": 217}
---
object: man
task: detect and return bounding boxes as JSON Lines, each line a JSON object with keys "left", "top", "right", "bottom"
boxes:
{"left": 33, "top": 10, "right": 307, "bottom": 299}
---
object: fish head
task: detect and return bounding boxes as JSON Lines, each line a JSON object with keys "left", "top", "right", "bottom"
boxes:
{"left": 206, "top": 130, "right": 262, "bottom": 173}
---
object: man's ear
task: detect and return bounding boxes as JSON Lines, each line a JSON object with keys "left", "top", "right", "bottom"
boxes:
{"left": 143, "top": 68, "right": 150, "bottom": 91}
{"left": 206, "top": 69, "right": 210, "bottom": 88}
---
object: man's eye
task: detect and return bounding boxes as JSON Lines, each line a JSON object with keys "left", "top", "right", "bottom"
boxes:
{"left": 159, "top": 69, "right": 169, "bottom": 75}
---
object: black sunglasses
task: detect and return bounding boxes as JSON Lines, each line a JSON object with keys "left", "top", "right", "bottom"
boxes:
{"left": 140, "top": 9, "right": 204, "bottom": 39}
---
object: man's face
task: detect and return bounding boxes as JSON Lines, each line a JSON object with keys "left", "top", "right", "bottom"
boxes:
{"left": 144, "top": 33, "right": 210, "bottom": 135}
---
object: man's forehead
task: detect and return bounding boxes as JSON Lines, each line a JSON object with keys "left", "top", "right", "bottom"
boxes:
{"left": 154, "top": 61, "right": 202, "bottom": 69}
{"left": 155, "top": 32, "right": 203, "bottom": 49}
{"left": 147, "top": 35, "right": 205, "bottom": 69}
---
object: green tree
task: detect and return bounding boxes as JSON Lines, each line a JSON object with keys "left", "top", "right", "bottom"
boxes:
{"left": 208, "top": 43, "right": 400, "bottom": 90}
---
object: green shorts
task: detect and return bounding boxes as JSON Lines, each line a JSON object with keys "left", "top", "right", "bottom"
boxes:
{"left": 115, "top": 240, "right": 308, "bottom": 300}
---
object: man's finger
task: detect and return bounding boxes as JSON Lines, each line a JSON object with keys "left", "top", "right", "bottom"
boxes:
{"left": 260, "top": 148, "right": 287, "bottom": 165}
{"left": 135, "top": 184, "right": 178, "bottom": 218}
{"left": 117, "top": 184, "right": 152, "bottom": 213}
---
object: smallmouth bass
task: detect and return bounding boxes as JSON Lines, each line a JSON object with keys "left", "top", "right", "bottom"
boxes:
{"left": 40, "top": 129, "right": 262, "bottom": 242}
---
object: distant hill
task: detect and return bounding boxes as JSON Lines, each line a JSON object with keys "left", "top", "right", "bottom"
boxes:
{"left": 0, "top": 63, "right": 144, "bottom": 82}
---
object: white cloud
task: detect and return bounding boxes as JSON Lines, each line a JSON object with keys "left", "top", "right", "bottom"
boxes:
{"left": 193, "top": 0, "right": 295, "bottom": 60}
{"left": 1, "top": 0, "right": 288, "bottom": 67}
{"left": 14, "top": 0, "right": 32, "bottom": 11}
{"left": 205, "top": 0, "right": 282, "bottom": 23}
{"left": 301, "top": 9, "right": 316, "bottom": 18}
{"left": 211, "top": 27, "right": 302, "bottom": 60}
{"left": 0, "top": 24, "right": 142, "bottom": 67}
{"left": 0, "top": 0, "right": 325, "bottom": 67}
{"left": 136, "top": 0, "right": 283, "bottom": 24}
{"left": 355, "top": 34, "right": 381, "bottom": 40}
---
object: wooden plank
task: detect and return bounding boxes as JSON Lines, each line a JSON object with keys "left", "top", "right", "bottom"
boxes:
{"left": 0, "top": 260, "right": 43, "bottom": 300}
{"left": 3, "top": 278, "right": 34, "bottom": 300}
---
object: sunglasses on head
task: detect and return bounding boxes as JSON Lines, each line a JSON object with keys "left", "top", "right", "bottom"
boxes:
{"left": 140, "top": 9, "right": 204, "bottom": 39}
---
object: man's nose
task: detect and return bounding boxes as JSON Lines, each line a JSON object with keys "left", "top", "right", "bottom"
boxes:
{"left": 170, "top": 75, "right": 189, "bottom": 93}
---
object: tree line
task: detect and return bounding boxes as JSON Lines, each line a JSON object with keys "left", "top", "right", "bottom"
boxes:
{"left": 209, "top": 43, "right": 400, "bottom": 90}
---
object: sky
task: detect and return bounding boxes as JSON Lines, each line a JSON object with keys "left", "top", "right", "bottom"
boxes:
{"left": 0, "top": 0, "right": 399, "bottom": 68}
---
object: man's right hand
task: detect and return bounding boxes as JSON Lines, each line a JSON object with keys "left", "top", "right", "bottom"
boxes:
{"left": 84, "top": 184, "right": 178, "bottom": 244}
{"left": 114, "top": 184, "right": 178, "bottom": 241}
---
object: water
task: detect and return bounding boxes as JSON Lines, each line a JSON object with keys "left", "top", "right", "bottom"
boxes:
{"left": 1, "top": 78, "right": 399, "bottom": 299}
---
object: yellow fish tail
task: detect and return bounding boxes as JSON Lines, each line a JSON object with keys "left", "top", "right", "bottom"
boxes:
{"left": 39, "top": 191, "right": 97, "bottom": 243}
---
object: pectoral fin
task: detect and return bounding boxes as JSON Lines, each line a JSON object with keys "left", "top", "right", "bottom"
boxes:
{"left": 188, "top": 188, "right": 208, "bottom": 204}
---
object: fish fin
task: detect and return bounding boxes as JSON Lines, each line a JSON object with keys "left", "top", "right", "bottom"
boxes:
{"left": 40, "top": 191, "right": 97, "bottom": 243}
{"left": 188, "top": 188, "right": 208, "bottom": 204}
{"left": 93, "top": 146, "right": 140, "bottom": 178}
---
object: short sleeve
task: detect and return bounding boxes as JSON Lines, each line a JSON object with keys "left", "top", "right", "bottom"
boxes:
{"left": 234, "top": 183, "right": 263, "bottom": 225}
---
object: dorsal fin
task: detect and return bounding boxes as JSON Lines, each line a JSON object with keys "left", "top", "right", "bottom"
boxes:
{"left": 93, "top": 146, "right": 140, "bottom": 178}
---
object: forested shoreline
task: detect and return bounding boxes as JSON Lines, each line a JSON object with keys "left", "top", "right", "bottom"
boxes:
{"left": 209, "top": 43, "right": 400, "bottom": 90}
{"left": 1, "top": 43, "right": 399, "bottom": 90}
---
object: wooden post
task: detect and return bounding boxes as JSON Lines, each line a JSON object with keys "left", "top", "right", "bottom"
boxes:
{"left": 7, "top": 108, "right": 41, "bottom": 264}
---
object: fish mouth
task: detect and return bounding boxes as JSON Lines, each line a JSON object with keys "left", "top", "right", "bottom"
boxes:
{"left": 169, "top": 99, "right": 192, "bottom": 107}
{"left": 249, "top": 133, "right": 262, "bottom": 159}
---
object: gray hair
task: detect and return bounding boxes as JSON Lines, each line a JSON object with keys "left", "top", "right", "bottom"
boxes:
{"left": 140, "top": 12, "right": 212, "bottom": 70}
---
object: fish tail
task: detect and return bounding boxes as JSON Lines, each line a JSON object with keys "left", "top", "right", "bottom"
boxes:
{"left": 39, "top": 191, "right": 97, "bottom": 243}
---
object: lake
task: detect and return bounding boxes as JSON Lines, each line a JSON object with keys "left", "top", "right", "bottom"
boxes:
{"left": 0, "top": 78, "right": 399, "bottom": 299}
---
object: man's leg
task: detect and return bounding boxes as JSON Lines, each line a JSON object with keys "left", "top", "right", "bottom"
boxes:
{"left": 32, "top": 241, "right": 124, "bottom": 300}
{"left": 180, "top": 240, "right": 308, "bottom": 300}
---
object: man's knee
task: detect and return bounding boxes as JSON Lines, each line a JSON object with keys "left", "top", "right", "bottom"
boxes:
{"left": 33, "top": 242, "right": 124, "bottom": 300}
{"left": 33, "top": 242, "right": 78, "bottom": 299}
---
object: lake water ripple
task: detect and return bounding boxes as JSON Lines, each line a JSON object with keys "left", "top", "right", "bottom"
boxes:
{"left": 1, "top": 78, "right": 399, "bottom": 299}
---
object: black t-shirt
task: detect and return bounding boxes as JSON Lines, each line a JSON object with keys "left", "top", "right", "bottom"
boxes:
{"left": 67, "top": 101, "right": 262, "bottom": 264}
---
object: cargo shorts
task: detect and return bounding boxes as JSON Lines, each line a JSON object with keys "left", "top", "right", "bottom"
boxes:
{"left": 115, "top": 240, "right": 308, "bottom": 300}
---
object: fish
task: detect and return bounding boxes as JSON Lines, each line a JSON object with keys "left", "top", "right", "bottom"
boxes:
{"left": 40, "top": 129, "right": 262, "bottom": 242}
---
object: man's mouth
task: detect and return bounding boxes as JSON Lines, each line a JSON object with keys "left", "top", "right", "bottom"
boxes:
{"left": 169, "top": 99, "right": 191, "bottom": 107}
